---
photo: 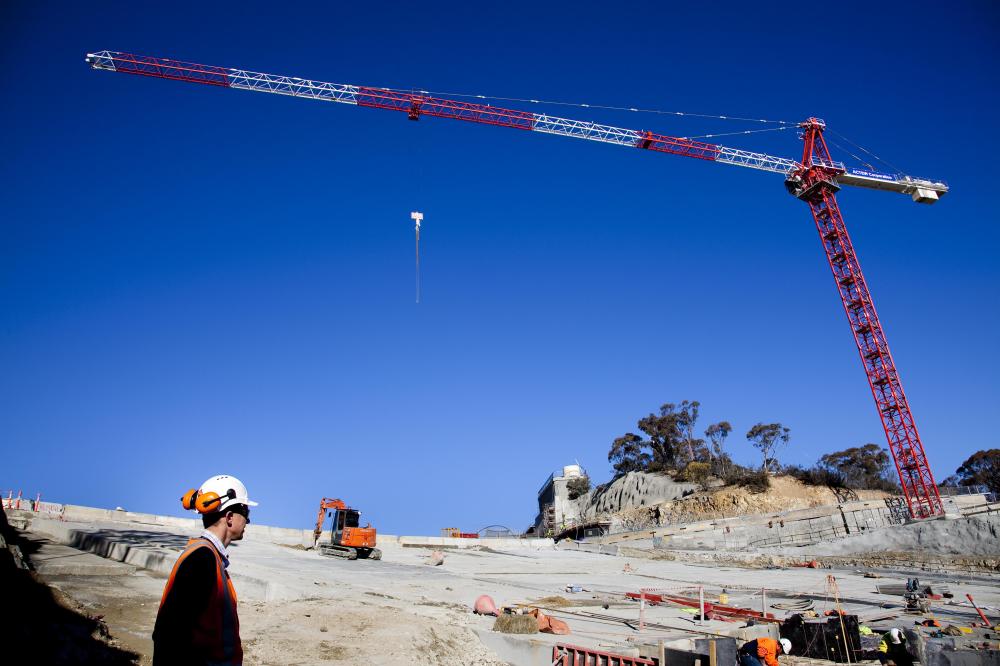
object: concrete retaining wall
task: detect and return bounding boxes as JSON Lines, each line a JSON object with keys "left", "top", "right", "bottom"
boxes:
{"left": 14, "top": 503, "right": 554, "bottom": 551}
{"left": 18, "top": 504, "right": 321, "bottom": 547}
{"left": 16, "top": 503, "right": 555, "bottom": 582}
{"left": 604, "top": 498, "right": 881, "bottom": 542}
{"left": 599, "top": 496, "right": 943, "bottom": 551}
{"left": 556, "top": 541, "right": 620, "bottom": 556}
{"left": 397, "top": 535, "right": 554, "bottom": 550}
{"left": 27, "top": 518, "right": 180, "bottom": 575}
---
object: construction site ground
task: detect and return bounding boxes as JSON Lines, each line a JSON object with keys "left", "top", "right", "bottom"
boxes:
{"left": 7, "top": 508, "right": 1000, "bottom": 665}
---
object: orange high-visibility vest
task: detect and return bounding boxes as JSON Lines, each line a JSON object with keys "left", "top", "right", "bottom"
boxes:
{"left": 755, "top": 637, "right": 781, "bottom": 666}
{"left": 160, "top": 537, "right": 242, "bottom": 665}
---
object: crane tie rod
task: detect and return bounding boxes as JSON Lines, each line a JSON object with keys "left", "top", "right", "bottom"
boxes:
{"left": 383, "top": 86, "right": 795, "bottom": 125}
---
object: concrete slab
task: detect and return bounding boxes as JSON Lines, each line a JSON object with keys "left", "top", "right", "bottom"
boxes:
{"left": 29, "top": 537, "right": 137, "bottom": 576}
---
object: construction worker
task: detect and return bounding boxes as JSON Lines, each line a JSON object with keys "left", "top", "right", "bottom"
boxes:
{"left": 152, "top": 475, "right": 257, "bottom": 666}
{"left": 878, "top": 627, "right": 914, "bottom": 666}
{"left": 738, "top": 637, "right": 792, "bottom": 666}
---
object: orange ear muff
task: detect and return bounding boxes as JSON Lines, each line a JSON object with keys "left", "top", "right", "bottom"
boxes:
{"left": 181, "top": 489, "right": 199, "bottom": 511}
{"left": 181, "top": 488, "right": 238, "bottom": 514}
{"left": 195, "top": 491, "right": 222, "bottom": 513}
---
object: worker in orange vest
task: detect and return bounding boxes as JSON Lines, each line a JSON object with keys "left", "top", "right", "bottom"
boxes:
{"left": 738, "top": 637, "right": 792, "bottom": 666}
{"left": 153, "top": 475, "right": 257, "bottom": 665}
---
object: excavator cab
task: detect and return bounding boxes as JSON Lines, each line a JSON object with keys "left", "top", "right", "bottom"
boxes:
{"left": 314, "top": 498, "right": 381, "bottom": 561}
{"left": 331, "top": 507, "right": 360, "bottom": 542}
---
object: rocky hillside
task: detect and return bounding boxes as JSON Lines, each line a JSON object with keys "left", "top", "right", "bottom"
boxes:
{"left": 571, "top": 473, "right": 889, "bottom": 529}
{"left": 577, "top": 472, "right": 699, "bottom": 520}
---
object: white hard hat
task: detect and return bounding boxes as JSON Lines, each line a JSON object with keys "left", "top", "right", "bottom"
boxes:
{"left": 200, "top": 474, "right": 258, "bottom": 512}
{"left": 889, "top": 628, "right": 903, "bottom": 644}
{"left": 779, "top": 639, "right": 792, "bottom": 655}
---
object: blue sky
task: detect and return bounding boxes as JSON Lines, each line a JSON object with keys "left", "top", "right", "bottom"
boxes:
{"left": 2, "top": 2, "right": 997, "bottom": 535}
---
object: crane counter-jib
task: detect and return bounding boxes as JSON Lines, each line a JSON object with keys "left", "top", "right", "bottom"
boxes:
{"left": 84, "top": 50, "right": 946, "bottom": 202}
{"left": 839, "top": 168, "right": 948, "bottom": 203}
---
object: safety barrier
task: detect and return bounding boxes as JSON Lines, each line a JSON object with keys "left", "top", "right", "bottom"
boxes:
{"left": 551, "top": 643, "right": 655, "bottom": 666}
{"left": 0, "top": 490, "right": 53, "bottom": 512}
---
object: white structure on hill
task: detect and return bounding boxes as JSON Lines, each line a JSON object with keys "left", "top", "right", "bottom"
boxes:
{"left": 533, "top": 464, "right": 588, "bottom": 536}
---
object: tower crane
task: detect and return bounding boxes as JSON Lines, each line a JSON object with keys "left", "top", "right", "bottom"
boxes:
{"left": 85, "top": 51, "right": 949, "bottom": 519}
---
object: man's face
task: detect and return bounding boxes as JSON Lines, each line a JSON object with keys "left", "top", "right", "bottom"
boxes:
{"left": 227, "top": 508, "right": 249, "bottom": 541}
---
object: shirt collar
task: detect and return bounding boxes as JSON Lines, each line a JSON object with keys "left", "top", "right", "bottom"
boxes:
{"left": 200, "top": 529, "right": 230, "bottom": 568}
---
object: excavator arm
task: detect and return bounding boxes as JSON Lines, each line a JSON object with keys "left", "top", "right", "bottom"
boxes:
{"left": 313, "top": 497, "right": 347, "bottom": 546}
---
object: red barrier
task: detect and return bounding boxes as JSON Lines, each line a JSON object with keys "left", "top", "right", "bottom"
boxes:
{"left": 625, "top": 591, "right": 777, "bottom": 622}
{"left": 552, "top": 643, "right": 655, "bottom": 665}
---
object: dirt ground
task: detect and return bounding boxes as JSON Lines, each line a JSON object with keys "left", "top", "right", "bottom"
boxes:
{"left": 241, "top": 598, "right": 507, "bottom": 665}
{"left": 0, "top": 568, "right": 143, "bottom": 665}
{"left": 42, "top": 570, "right": 509, "bottom": 665}
{"left": 42, "top": 571, "right": 159, "bottom": 663}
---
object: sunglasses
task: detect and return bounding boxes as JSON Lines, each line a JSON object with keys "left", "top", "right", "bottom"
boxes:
{"left": 228, "top": 505, "right": 251, "bottom": 523}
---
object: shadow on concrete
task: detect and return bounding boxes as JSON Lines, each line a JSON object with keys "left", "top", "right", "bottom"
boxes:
{"left": 0, "top": 510, "right": 141, "bottom": 665}
{"left": 67, "top": 528, "right": 191, "bottom": 574}
{"left": 70, "top": 528, "right": 190, "bottom": 552}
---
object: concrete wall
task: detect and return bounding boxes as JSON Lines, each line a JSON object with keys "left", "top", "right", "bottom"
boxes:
{"left": 395, "top": 535, "right": 554, "bottom": 550}
{"left": 600, "top": 497, "right": 916, "bottom": 551}
{"left": 16, "top": 503, "right": 326, "bottom": 548}
{"left": 556, "top": 541, "right": 620, "bottom": 556}
{"left": 12, "top": 503, "right": 554, "bottom": 551}
{"left": 606, "top": 494, "right": 994, "bottom": 553}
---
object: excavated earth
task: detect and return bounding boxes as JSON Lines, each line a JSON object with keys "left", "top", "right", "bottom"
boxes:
{"left": 597, "top": 475, "right": 890, "bottom": 529}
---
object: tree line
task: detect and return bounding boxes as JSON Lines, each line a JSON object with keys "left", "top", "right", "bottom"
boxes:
{"left": 606, "top": 400, "right": 889, "bottom": 492}
{"left": 942, "top": 449, "right": 1000, "bottom": 495}
{"left": 604, "top": 400, "right": 1000, "bottom": 496}
{"left": 606, "top": 400, "right": 791, "bottom": 480}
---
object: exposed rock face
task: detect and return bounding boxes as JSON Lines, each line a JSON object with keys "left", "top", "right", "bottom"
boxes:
{"left": 572, "top": 473, "right": 890, "bottom": 529}
{"left": 576, "top": 472, "right": 698, "bottom": 521}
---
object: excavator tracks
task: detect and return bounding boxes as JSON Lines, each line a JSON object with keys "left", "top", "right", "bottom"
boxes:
{"left": 318, "top": 545, "right": 382, "bottom": 560}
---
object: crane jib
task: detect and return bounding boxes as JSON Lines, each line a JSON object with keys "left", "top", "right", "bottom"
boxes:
{"left": 83, "top": 51, "right": 766, "bottom": 173}
{"left": 85, "top": 49, "right": 947, "bottom": 202}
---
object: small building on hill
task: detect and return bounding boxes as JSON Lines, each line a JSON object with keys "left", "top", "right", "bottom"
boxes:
{"left": 531, "top": 464, "right": 590, "bottom": 537}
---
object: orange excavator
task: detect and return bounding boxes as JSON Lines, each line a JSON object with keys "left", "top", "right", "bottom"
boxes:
{"left": 312, "top": 498, "right": 381, "bottom": 560}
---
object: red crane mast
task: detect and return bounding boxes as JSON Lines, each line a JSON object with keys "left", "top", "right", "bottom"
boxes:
{"left": 85, "top": 51, "right": 947, "bottom": 518}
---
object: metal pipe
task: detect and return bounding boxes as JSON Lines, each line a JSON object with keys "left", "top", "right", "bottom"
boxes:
{"left": 967, "top": 594, "right": 991, "bottom": 625}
